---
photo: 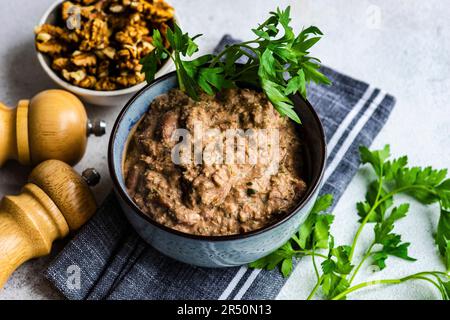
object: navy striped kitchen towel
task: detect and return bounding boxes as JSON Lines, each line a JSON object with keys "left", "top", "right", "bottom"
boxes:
{"left": 45, "top": 36, "right": 396, "bottom": 300}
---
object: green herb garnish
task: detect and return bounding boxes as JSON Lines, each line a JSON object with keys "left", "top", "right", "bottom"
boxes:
{"left": 249, "top": 145, "right": 450, "bottom": 300}
{"left": 249, "top": 194, "right": 334, "bottom": 277}
{"left": 140, "top": 6, "right": 330, "bottom": 123}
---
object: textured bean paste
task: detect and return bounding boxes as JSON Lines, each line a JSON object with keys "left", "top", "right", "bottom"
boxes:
{"left": 124, "top": 88, "right": 307, "bottom": 236}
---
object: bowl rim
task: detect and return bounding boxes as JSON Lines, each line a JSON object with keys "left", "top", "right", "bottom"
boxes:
{"left": 108, "top": 71, "right": 327, "bottom": 242}
{"left": 36, "top": 0, "right": 178, "bottom": 97}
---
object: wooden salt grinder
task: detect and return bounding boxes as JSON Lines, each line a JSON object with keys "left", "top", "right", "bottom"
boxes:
{"left": 0, "top": 89, "right": 106, "bottom": 167}
{"left": 0, "top": 159, "right": 100, "bottom": 288}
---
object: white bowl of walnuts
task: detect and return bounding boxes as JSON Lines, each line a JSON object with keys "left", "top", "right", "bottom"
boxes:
{"left": 35, "top": 0, "right": 178, "bottom": 107}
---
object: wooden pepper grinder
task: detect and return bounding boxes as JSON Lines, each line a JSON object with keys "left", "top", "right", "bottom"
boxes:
{"left": 0, "top": 89, "right": 106, "bottom": 167}
{"left": 0, "top": 159, "right": 100, "bottom": 288}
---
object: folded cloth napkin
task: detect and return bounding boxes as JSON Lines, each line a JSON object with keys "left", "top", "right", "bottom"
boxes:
{"left": 45, "top": 35, "right": 396, "bottom": 300}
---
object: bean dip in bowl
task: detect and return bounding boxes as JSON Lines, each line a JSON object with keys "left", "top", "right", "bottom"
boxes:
{"left": 109, "top": 72, "right": 326, "bottom": 267}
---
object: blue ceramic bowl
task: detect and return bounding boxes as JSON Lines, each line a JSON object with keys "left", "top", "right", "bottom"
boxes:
{"left": 108, "top": 72, "right": 327, "bottom": 267}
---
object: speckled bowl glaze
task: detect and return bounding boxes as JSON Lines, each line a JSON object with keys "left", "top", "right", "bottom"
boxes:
{"left": 108, "top": 72, "right": 327, "bottom": 267}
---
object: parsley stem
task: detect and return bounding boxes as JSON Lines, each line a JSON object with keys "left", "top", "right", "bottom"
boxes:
{"left": 300, "top": 251, "right": 328, "bottom": 259}
{"left": 349, "top": 178, "right": 383, "bottom": 261}
{"left": 348, "top": 242, "right": 375, "bottom": 285}
{"left": 331, "top": 279, "right": 400, "bottom": 300}
{"left": 331, "top": 271, "right": 448, "bottom": 300}
{"left": 233, "top": 49, "right": 257, "bottom": 61}
{"left": 306, "top": 275, "right": 323, "bottom": 300}
{"left": 288, "top": 248, "right": 327, "bottom": 259}
{"left": 171, "top": 53, "right": 186, "bottom": 92}
{"left": 306, "top": 249, "right": 327, "bottom": 300}
{"left": 232, "top": 64, "right": 259, "bottom": 80}
{"left": 290, "top": 236, "right": 328, "bottom": 259}
{"left": 175, "top": 64, "right": 185, "bottom": 92}
{"left": 382, "top": 185, "right": 440, "bottom": 201}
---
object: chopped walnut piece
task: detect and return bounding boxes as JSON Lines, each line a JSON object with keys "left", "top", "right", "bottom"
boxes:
{"left": 138, "top": 40, "right": 155, "bottom": 56}
{"left": 109, "top": 4, "right": 125, "bottom": 13}
{"left": 97, "top": 60, "right": 110, "bottom": 77}
{"left": 35, "top": 24, "right": 65, "bottom": 38}
{"left": 118, "top": 44, "right": 139, "bottom": 59}
{"left": 95, "top": 77, "right": 117, "bottom": 90}
{"left": 62, "top": 69, "right": 87, "bottom": 82}
{"left": 115, "top": 24, "right": 149, "bottom": 45}
{"left": 103, "top": 46, "right": 116, "bottom": 59}
{"left": 36, "top": 40, "right": 66, "bottom": 55}
{"left": 73, "top": 0, "right": 98, "bottom": 5}
{"left": 150, "top": 0, "right": 174, "bottom": 23}
{"left": 52, "top": 57, "right": 70, "bottom": 71}
{"left": 72, "top": 51, "right": 97, "bottom": 67}
{"left": 118, "top": 59, "right": 141, "bottom": 71}
{"left": 77, "top": 75, "right": 97, "bottom": 88}
{"left": 80, "top": 18, "right": 109, "bottom": 50}
{"left": 36, "top": 32, "right": 52, "bottom": 42}
{"left": 115, "top": 72, "right": 145, "bottom": 87}
{"left": 129, "top": 0, "right": 173, "bottom": 23}
{"left": 129, "top": 12, "right": 144, "bottom": 25}
{"left": 107, "top": 14, "right": 130, "bottom": 31}
{"left": 62, "top": 1, "right": 97, "bottom": 21}
{"left": 35, "top": 0, "right": 174, "bottom": 90}
{"left": 62, "top": 1, "right": 75, "bottom": 20}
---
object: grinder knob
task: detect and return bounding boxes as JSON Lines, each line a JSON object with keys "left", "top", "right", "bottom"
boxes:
{"left": 0, "top": 89, "right": 106, "bottom": 167}
{"left": 0, "top": 160, "right": 99, "bottom": 287}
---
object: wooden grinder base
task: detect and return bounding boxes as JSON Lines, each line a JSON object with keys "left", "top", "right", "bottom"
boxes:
{"left": 0, "top": 160, "right": 98, "bottom": 287}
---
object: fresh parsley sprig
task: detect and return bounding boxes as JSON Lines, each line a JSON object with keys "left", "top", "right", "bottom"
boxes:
{"left": 249, "top": 145, "right": 450, "bottom": 300}
{"left": 140, "top": 6, "right": 330, "bottom": 123}
{"left": 354, "top": 145, "right": 450, "bottom": 271}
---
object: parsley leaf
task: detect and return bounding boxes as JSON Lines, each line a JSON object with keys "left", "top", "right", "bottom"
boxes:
{"left": 374, "top": 204, "right": 409, "bottom": 244}
{"left": 140, "top": 6, "right": 331, "bottom": 123}
{"left": 321, "top": 272, "right": 349, "bottom": 300}
{"left": 320, "top": 238, "right": 352, "bottom": 299}
{"left": 360, "top": 144, "right": 390, "bottom": 176}
{"left": 296, "top": 194, "right": 334, "bottom": 250}
{"left": 372, "top": 234, "right": 416, "bottom": 270}
{"left": 383, "top": 156, "right": 408, "bottom": 182}
{"left": 357, "top": 181, "right": 393, "bottom": 223}
{"left": 248, "top": 241, "right": 298, "bottom": 276}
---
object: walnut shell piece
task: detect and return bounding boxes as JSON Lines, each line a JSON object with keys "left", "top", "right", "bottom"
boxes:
{"left": 80, "top": 18, "right": 110, "bottom": 51}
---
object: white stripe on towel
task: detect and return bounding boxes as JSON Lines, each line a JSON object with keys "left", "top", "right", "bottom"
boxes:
{"left": 218, "top": 266, "right": 248, "bottom": 300}
{"left": 233, "top": 267, "right": 261, "bottom": 300}
{"left": 326, "top": 86, "right": 377, "bottom": 156}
